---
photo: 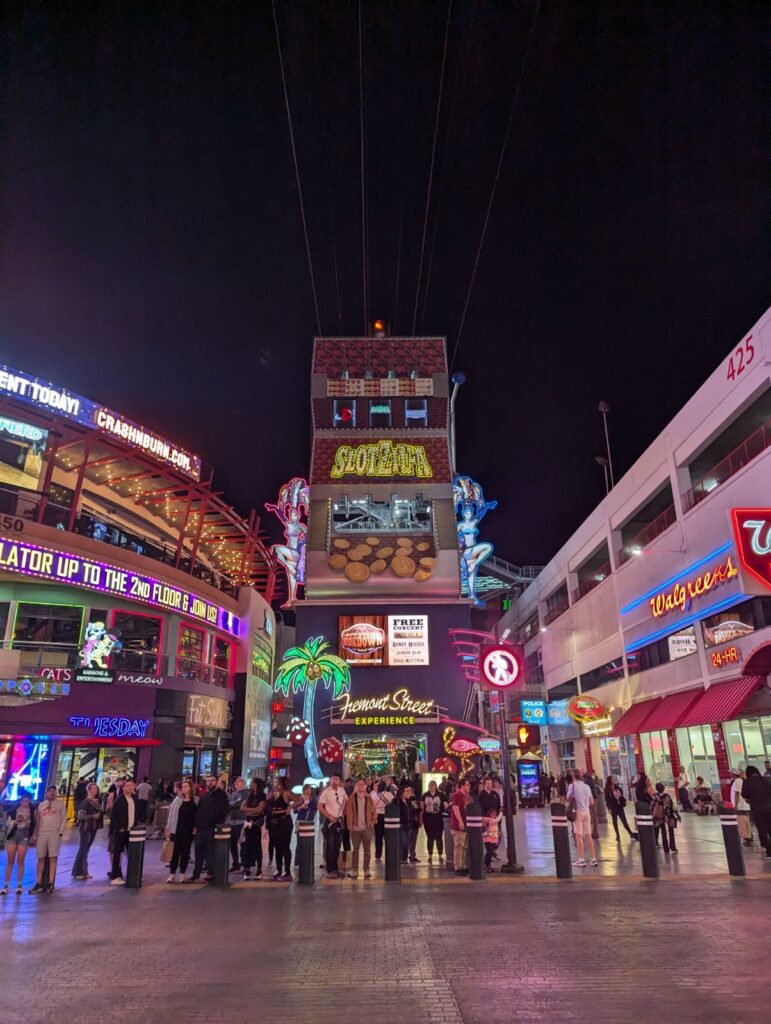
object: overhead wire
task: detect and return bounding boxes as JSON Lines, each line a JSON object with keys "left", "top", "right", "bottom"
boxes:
{"left": 411, "top": 0, "right": 453, "bottom": 336}
{"left": 393, "top": 207, "right": 403, "bottom": 333}
{"left": 358, "top": 1, "right": 369, "bottom": 333}
{"left": 449, "top": 0, "right": 542, "bottom": 371}
{"left": 271, "top": 0, "right": 322, "bottom": 335}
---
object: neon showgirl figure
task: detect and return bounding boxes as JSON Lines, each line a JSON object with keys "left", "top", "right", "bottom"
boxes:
{"left": 454, "top": 475, "right": 497, "bottom": 607}
{"left": 265, "top": 477, "right": 309, "bottom": 609}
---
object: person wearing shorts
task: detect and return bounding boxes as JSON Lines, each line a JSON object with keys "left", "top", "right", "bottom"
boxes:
{"left": 30, "top": 786, "right": 66, "bottom": 893}
{"left": 1, "top": 794, "right": 35, "bottom": 895}
{"left": 567, "top": 771, "right": 597, "bottom": 867}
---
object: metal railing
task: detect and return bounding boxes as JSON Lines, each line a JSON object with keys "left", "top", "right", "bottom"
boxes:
{"left": 0, "top": 483, "right": 240, "bottom": 598}
{"left": 618, "top": 503, "right": 677, "bottom": 564}
{"left": 684, "top": 421, "right": 771, "bottom": 511}
{"left": 572, "top": 560, "right": 612, "bottom": 602}
{"left": 543, "top": 599, "right": 569, "bottom": 626}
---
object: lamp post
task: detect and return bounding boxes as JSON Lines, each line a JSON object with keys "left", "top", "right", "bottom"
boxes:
{"left": 595, "top": 455, "right": 609, "bottom": 495}
{"left": 598, "top": 401, "right": 615, "bottom": 488}
{"left": 449, "top": 372, "right": 466, "bottom": 476}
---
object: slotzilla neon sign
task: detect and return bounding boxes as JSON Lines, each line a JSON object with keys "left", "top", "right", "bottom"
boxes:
{"left": 649, "top": 554, "right": 738, "bottom": 618}
{"left": 330, "top": 441, "right": 433, "bottom": 478}
{"left": 0, "top": 537, "right": 239, "bottom": 636}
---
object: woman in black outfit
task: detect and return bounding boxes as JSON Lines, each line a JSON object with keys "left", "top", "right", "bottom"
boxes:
{"left": 267, "top": 779, "right": 298, "bottom": 881}
{"left": 604, "top": 776, "right": 638, "bottom": 842}
{"left": 241, "top": 779, "right": 266, "bottom": 880}
{"left": 421, "top": 780, "right": 445, "bottom": 858}
{"left": 634, "top": 772, "right": 652, "bottom": 804}
{"left": 167, "top": 780, "right": 197, "bottom": 882}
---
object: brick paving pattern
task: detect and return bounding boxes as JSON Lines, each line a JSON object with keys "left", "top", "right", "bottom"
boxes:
{"left": 1, "top": 808, "right": 768, "bottom": 1023}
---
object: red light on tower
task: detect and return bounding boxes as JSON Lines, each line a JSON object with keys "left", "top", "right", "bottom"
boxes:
{"left": 372, "top": 319, "right": 388, "bottom": 338}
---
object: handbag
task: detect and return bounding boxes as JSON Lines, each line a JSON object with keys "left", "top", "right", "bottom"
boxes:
{"left": 160, "top": 839, "right": 173, "bottom": 864}
{"left": 566, "top": 797, "right": 577, "bottom": 822}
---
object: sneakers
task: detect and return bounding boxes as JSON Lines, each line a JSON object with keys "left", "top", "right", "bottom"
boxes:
{"left": 73, "top": 874, "right": 86, "bottom": 880}
{"left": 0, "top": 886, "right": 7, "bottom": 895}
{"left": 363, "top": 871, "right": 372, "bottom": 879}
{"left": 46, "top": 884, "right": 55, "bottom": 893}
{"left": 16, "top": 886, "right": 22, "bottom": 895}
{"left": 589, "top": 858, "right": 598, "bottom": 866}
{"left": 29, "top": 883, "right": 45, "bottom": 894}
{"left": 573, "top": 859, "right": 587, "bottom": 867}
{"left": 409, "top": 857, "right": 420, "bottom": 863}
{"left": 271, "top": 872, "right": 283, "bottom": 881}
{"left": 670, "top": 848, "right": 678, "bottom": 854}
{"left": 254, "top": 871, "right": 262, "bottom": 880}
{"left": 110, "top": 877, "right": 125, "bottom": 886}
{"left": 241, "top": 871, "right": 252, "bottom": 882}
{"left": 166, "top": 875, "right": 176, "bottom": 884}
{"left": 347, "top": 872, "right": 358, "bottom": 879}
{"left": 325, "top": 872, "right": 339, "bottom": 880}
{"left": 281, "top": 873, "right": 292, "bottom": 881}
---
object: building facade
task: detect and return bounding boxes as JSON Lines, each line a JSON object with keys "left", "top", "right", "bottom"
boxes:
{"left": 496, "top": 307, "right": 771, "bottom": 797}
{"left": 0, "top": 362, "right": 276, "bottom": 806}
{"left": 274, "top": 328, "right": 487, "bottom": 783}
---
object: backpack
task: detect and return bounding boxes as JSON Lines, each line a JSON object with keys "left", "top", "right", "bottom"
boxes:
{"left": 651, "top": 797, "right": 665, "bottom": 824}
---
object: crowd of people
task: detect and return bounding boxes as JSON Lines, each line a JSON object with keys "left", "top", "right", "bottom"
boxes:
{"left": 2, "top": 759, "right": 770, "bottom": 894}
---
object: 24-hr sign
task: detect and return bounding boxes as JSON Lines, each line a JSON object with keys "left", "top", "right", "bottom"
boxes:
{"left": 732, "top": 508, "right": 771, "bottom": 592}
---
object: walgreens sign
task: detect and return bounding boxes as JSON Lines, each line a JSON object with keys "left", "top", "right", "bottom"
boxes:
{"left": 732, "top": 508, "right": 771, "bottom": 592}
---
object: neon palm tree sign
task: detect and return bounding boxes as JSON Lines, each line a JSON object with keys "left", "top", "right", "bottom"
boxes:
{"left": 274, "top": 636, "right": 351, "bottom": 779}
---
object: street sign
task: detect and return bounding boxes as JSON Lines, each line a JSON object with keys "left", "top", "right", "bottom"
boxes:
{"left": 479, "top": 645, "right": 524, "bottom": 691}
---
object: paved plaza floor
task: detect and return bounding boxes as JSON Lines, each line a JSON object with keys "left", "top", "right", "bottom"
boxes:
{"left": 1, "top": 808, "right": 768, "bottom": 1023}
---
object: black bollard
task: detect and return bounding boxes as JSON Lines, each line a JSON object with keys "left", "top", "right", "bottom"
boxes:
{"left": 296, "top": 820, "right": 316, "bottom": 885}
{"left": 126, "top": 826, "right": 146, "bottom": 888}
{"left": 212, "top": 825, "right": 231, "bottom": 887}
{"left": 383, "top": 802, "right": 401, "bottom": 882}
{"left": 718, "top": 804, "right": 746, "bottom": 877}
{"left": 550, "top": 802, "right": 573, "bottom": 879}
{"left": 466, "top": 800, "right": 485, "bottom": 881}
{"left": 635, "top": 801, "right": 659, "bottom": 879}
{"left": 443, "top": 816, "right": 454, "bottom": 871}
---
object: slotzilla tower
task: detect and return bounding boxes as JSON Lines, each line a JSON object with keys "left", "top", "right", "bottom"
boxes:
{"left": 288, "top": 323, "right": 472, "bottom": 782}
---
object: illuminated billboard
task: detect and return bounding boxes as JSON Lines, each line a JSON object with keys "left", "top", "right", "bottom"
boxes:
{"left": 0, "top": 362, "right": 201, "bottom": 480}
{"left": 338, "top": 614, "right": 429, "bottom": 667}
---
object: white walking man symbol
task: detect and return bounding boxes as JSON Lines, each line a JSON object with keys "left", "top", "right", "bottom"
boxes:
{"left": 482, "top": 648, "right": 520, "bottom": 688}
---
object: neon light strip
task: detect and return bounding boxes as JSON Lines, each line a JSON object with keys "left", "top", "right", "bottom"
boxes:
{"left": 619, "top": 541, "right": 732, "bottom": 615}
{"left": 0, "top": 536, "right": 239, "bottom": 636}
{"left": 624, "top": 593, "right": 744, "bottom": 653}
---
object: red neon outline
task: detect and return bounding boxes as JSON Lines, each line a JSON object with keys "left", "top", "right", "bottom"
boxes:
{"left": 731, "top": 507, "right": 771, "bottom": 591}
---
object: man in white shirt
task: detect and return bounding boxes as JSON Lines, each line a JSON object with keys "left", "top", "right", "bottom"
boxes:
{"left": 729, "top": 767, "right": 753, "bottom": 845}
{"left": 567, "top": 770, "right": 597, "bottom": 867}
{"left": 318, "top": 773, "right": 348, "bottom": 879}
{"left": 135, "top": 776, "right": 153, "bottom": 823}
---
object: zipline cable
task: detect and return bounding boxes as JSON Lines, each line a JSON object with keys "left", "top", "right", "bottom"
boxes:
{"left": 272, "top": 0, "right": 322, "bottom": 335}
{"left": 412, "top": 0, "right": 453, "bottom": 336}
{"left": 358, "top": 1, "right": 369, "bottom": 333}
{"left": 449, "top": 0, "right": 541, "bottom": 370}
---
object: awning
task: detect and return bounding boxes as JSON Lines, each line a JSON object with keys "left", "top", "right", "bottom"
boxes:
{"left": 611, "top": 697, "right": 662, "bottom": 737}
{"left": 638, "top": 688, "right": 704, "bottom": 733}
{"left": 678, "top": 676, "right": 764, "bottom": 728}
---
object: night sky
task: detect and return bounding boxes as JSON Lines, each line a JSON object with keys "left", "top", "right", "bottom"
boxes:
{"left": 1, "top": 2, "right": 768, "bottom": 564}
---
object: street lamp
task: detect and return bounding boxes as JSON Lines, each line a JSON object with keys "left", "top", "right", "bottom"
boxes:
{"left": 598, "top": 401, "right": 615, "bottom": 488}
{"left": 594, "top": 455, "right": 609, "bottom": 495}
{"left": 449, "top": 371, "right": 466, "bottom": 475}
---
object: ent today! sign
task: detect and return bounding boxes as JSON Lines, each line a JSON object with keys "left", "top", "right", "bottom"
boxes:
{"left": 0, "top": 537, "right": 239, "bottom": 636}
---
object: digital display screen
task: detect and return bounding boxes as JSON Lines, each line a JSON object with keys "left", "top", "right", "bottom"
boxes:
{"left": 338, "top": 615, "right": 429, "bottom": 667}
{"left": 5, "top": 741, "right": 52, "bottom": 802}
{"left": 517, "top": 760, "right": 541, "bottom": 801}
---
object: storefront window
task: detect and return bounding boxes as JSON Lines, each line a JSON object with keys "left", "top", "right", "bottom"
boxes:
{"left": 675, "top": 725, "right": 718, "bottom": 791}
{"left": 557, "top": 740, "right": 575, "bottom": 771}
{"left": 640, "top": 730, "right": 671, "bottom": 784}
{"left": 724, "top": 717, "right": 770, "bottom": 772}
{"left": 13, "top": 603, "right": 83, "bottom": 648}
{"left": 97, "top": 747, "right": 136, "bottom": 789}
{"left": 599, "top": 735, "right": 634, "bottom": 792}
{"left": 112, "top": 611, "right": 162, "bottom": 672}
{"left": 0, "top": 417, "right": 48, "bottom": 489}
{"left": 178, "top": 624, "right": 205, "bottom": 680}
{"left": 212, "top": 637, "right": 232, "bottom": 688}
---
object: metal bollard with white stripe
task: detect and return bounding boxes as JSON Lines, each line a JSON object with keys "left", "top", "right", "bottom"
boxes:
{"left": 212, "top": 825, "right": 231, "bottom": 887}
{"left": 718, "top": 804, "right": 746, "bottom": 877}
{"left": 550, "top": 802, "right": 572, "bottom": 879}
{"left": 384, "top": 802, "right": 401, "bottom": 882}
{"left": 466, "top": 800, "right": 485, "bottom": 881}
{"left": 296, "top": 819, "right": 316, "bottom": 885}
{"left": 634, "top": 801, "right": 659, "bottom": 878}
{"left": 443, "top": 815, "right": 454, "bottom": 871}
{"left": 126, "top": 826, "right": 146, "bottom": 888}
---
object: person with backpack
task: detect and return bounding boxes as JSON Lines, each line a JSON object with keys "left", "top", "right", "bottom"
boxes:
{"left": 650, "top": 782, "right": 678, "bottom": 853}
{"left": 567, "top": 770, "right": 597, "bottom": 867}
{"left": 604, "top": 775, "right": 638, "bottom": 842}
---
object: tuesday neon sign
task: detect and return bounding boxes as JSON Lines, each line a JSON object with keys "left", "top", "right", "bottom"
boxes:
{"left": 648, "top": 554, "right": 738, "bottom": 618}
{"left": 0, "top": 363, "right": 201, "bottom": 480}
{"left": 0, "top": 537, "right": 239, "bottom": 636}
{"left": 69, "top": 715, "right": 151, "bottom": 739}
